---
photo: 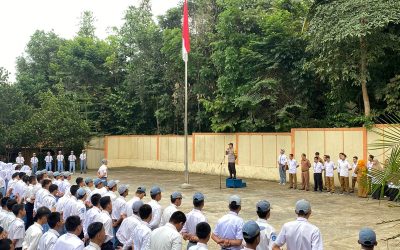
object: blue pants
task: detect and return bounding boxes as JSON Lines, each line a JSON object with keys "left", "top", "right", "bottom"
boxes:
{"left": 69, "top": 162, "right": 76, "bottom": 173}
{"left": 32, "top": 164, "right": 38, "bottom": 174}
{"left": 279, "top": 164, "right": 287, "bottom": 184}
{"left": 46, "top": 162, "right": 52, "bottom": 171}
{"left": 57, "top": 161, "right": 64, "bottom": 172}
{"left": 80, "top": 160, "right": 87, "bottom": 173}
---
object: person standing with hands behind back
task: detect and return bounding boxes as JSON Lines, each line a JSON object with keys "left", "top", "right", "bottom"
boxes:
{"left": 226, "top": 143, "right": 237, "bottom": 179}
{"left": 277, "top": 149, "right": 288, "bottom": 185}
{"left": 300, "top": 154, "right": 311, "bottom": 191}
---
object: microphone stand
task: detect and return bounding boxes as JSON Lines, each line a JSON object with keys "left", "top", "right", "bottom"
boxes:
{"left": 219, "top": 155, "right": 226, "bottom": 189}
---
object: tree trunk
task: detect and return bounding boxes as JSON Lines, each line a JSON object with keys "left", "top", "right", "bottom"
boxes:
{"left": 360, "top": 35, "right": 370, "bottom": 116}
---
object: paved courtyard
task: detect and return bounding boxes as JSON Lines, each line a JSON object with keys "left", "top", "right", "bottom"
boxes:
{"left": 82, "top": 167, "right": 400, "bottom": 250}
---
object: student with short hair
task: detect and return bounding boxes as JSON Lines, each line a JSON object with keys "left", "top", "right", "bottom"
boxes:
{"left": 83, "top": 194, "right": 102, "bottom": 239}
{"left": 116, "top": 200, "right": 143, "bottom": 248}
{"left": 8, "top": 203, "right": 26, "bottom": 250}
{"left": 287, "top": 154, "right": 299, "bottom": 189}
{"left": 313, "top": 157, "right": 323, "bottom": 192}
{"left": 53, "top": 215, "right": 84, "bottom": 250}
{"left": 94, "top": 196, "right": 113, "bottom": 249}
{"left": 358, "top": 228, "right": 377, "bottom": 249}
{"left": 160, "top": 192, "right": 182, "bottom": 226}
{"left": 38, "top": 212, "right": 63, "bottom": 250}
{"left": 323, "top": 155, "right": 336, "bottom": 194}
{"left": 22, "top": 206, "right": 51, "bottom": 250}
{"left": 85, "top": 222, "right": 106, "bottom": 250}
{"left": 150, "top": 211, "right": 186, "bottom": 250}
{"left": 188, "top": 222, "right": 211, "bottom": 250}
{"left": 255, "top": 200, "right": 276, "bottom": 250}
{"left": 148, "top": 186, "right": 162, "bottom": 230}
{"left": 242, "top": 220, "right": 261, "bottom": 250}
{"left": 126, "top": 186, "right": 146, "bottom": 217}
{"left": 42, "top": 184, "right": 58, "bottom": 212}
{"left": 112, "top": 184, "right": 128, "bottom": 247}
{"left": 132, "top": 204, "right": 152, "bottom": 250}
{"left": 3, "top": 199, "right": 17, "bottom": 232}
{"left": 0, "top": 197, "right": 9, "bottom": 229}
{"left": 182, "top": 192, "right": 207, "bottom": 249}
{"left": 338, "top": 153, "right": 352, "bottom": 194}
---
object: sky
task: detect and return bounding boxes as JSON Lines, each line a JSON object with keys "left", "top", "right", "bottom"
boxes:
{"left": 0, "top": 0, "right": 181, "bottom": 81}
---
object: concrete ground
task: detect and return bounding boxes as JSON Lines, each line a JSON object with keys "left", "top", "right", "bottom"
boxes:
{"left": 81, "top": 167, "right": 400, "bottom": 250}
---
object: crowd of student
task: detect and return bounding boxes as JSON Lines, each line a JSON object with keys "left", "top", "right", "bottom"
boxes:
{"left": 0, "top": 155, "right": 381, "bottom": 250}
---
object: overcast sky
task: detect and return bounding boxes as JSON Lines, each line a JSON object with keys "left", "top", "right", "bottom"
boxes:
{"left": 0, "top": 0, "right": 181, "bottom": 81}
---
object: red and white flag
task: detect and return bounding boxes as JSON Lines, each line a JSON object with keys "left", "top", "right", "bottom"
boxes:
{"left": 182, "top": 0, "right": 190, "bottom": 62}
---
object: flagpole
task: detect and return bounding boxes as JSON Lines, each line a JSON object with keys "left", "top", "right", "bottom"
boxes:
{"left": 184, "top": 58, "right": 189, "bottom": 184}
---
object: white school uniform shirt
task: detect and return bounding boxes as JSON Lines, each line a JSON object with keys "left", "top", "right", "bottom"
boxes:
{"left": 35, "top": 188, "right": 49, "bottom": 212}
{"left": 56, "top": 154, "right": 64, "bottom": 162}
{"left": 181, "top": 208, "right": 207, "bottom": 235}
{"left": 45, "top": 155, "right": 53, "bottom": 163}
{"left": 313, "top": 162, "right": 323, "bottom": 174}
{"left": 83, "top": 206, "right": 101, "bottom": 238}
{"left": 277, "top": 154, "right": 288, "bottom": 165}
{"left": 30, "top": 157, "right": 39, "bottom": 165}
{"left": 189, "top": 243, "right": 208, "bottom": 250}
{"left": 160, "top": 203, "right": 178, "bottom": 226}
{"left": 42, "top": 194, "right": 57, "bottom": 211}
{"left": 59, "top": 179, "right": 71, "bottom": 194}
{"left": 150, "top": 223, "right": 182, "bottom": 250}
{"left": 95, "top": 210, "right": 113, "bottom": 242}
{"left": 38, "top": 228, "right": 60, "bottom": 250}
{"left": 367, "top": 161, "right": 373, "bottom": 170}
{"left": 112, "top": 196, "right": 127, "bottom": 220}
{"left": 53, "top": 232, "right": 84, "bottom": 250}
{"left": 213, "top": 211, "right": 244, "bottom": 250}
{"left": 133, "top": 221, "right": 152, "bottom": 250}
{"left": 63, "top": 196, "right": 78, "bottom": 220}
{"left": 323, "top": 161, "right": 336, "bottom": 177}
{"left": 84, "top": 186, "right": 92, "bottom": 202}
{"left": 8, "top": 217, "right": 25, "bottom": 248}
{"left": 116, "top": 214, "right": 141, "bottom": 247}
{"left": 0, "top": 172, "right": 6, "bottom": 187}
{"left": 287, "top": 159, "right": 298, "bottom": 174}
{"left": 21, "top": 165, "right": 31, "bottom": 173}
{"left": 126, "top": 196, "right": 140, "bottom": 217}
{"left": 68, "top": 155, "right": 77, "bottom": 162}
{"left": 338, "top": 159, "right": 351, "bottom": 177}
{"left": 104, "top": 191, "right": 117, "bottom": 202}
{"left": 56, "top": 194, "right": 70, "bottom": 213}
{"left": 16, "top": 156, "right": 25, "bottom": 164}
{"left": 6, "top": 178, "right": 17, "bottom": 193}
{"left": 256, "top": 218, "right": 277, "bottom": 250}
{"left": 80, "top": 153, "right": 86, "bottom": 161}
{"left": 84, "top": 242, "right": 101, "bottom": 250}
{"left": 148, "top": 199, "right": 163, "bottom": 230}
{"left": 3, "top": 211, "right": 16, "bottom": 232}
{"left": 0, "top": 209, "right": 7, "bottom": 228}
{"left": 22, "top": 222, "right": 43, "bottom": 250}
{"left": 352, "top": 162, "right": 357, "bottom": 177}
{"left": 75, "top": 200, "right": 86, "bottom": 223}
{"left": 274, "top": 217, "right": 323, "bottom": 250}
{"left": 97, "top": 164, "right": 108, "bottom": 178}
{"left": 13, "top": 179, "right": 26, "bottom": 197}
{"left": 90, "top": 187, "right": 108, "bottom": 198}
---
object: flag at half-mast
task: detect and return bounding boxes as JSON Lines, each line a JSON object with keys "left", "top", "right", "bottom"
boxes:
{"left": 182, "top": 0, "right": 190, "bottom": 62}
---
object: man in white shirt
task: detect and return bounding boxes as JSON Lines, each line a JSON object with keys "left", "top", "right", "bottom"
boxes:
{"left": 323, "top": 155, "right": 336, "bottom": 194}
{"left": 287, "top": 154, "right": 298, "bottom": 189}
{"left": 255, "top": 200, "right": 276, "bottom": 250}
{"left": 75, "top": 188, "right": 87, "bottom": 227}
{"left": 38, "top": 212, "right": 63, "bottom": 250}
{"left": 56, "top": 151, "right": 64, "bottom": 172}
{"left": 30, "top": 153, "right": 39, "bottom": 174}
{"left": 79, "top": 150, "right": 87, "bottom": 174}
{"left": 116, "top": 200, "right": 143, "bottom": 248}
{"left": 160, "top": 191, "right": 182, "bottom": 226}
{"left": 272, "top": 199, "right": 323, "bottom": 250}
{"left": 34, "top": 179, "right": 52, "bottom": 214}
{"left": 338, "top": 153, "right": 351, "bottom": 194}
{"left": 150, "top": 211, "right": 186, "bottom": 250}
{"left": 211, "top": 195, "right": 244, "bottom": 250}
{"left": 22, "top": 206, "right": 51, "bottom": 250}
{"left": 16, "top": 152, "right": 24, "bottom": 165}
{"left": 3, "top": 199, "right": 17, "bottom": 233}
{"left": 63, "top": 185, "right": 79, "bottom": 221}
{"left": 68, "top": 151, "right": 77, "bottom": 174}
{"left": 42, "top": 184, "right": 58, "bottom": 212}
{"left": 112, "top": 185, "right": 128, "bottom": 247}
{"left": 83, "top": 194, "right": 102, "bottom": 240}
{"left": 53, "top": 215, "right": 84, "bottom": 250}
{"left": 45, "top": 152, "right": 53, "bottom": 172}
{"left": 90, "top": 179, "right": 108, "bottom": 199}
{"left": 148, "top": 186, "right": 163, "bottom": 230}
{"left": 242, "top": 220, "right": 261, "bottom": 250}
{"left": 104, "top": 180, "right": 118, "bottom": 202}
{"left": 97, "top": 159, "right": 108, "bottom": 182}
{"left": 59, "top": 172, "right": 72, "bottom": 195}
{"left": 132, "top": 204, "right": 152, "bottom": 250}
{"left": 277, "top": 149, "right": 288, "bottom": 185}
{"left": 94, "top": 196, "right": 113, "bottom": 249}
{"left": 85, "top": 222, "right": 106, "bottom": 250}
{"left": 126, "top": 186, "right": 146, "bottom": 217}
{"left": 313, "top": 157, "right": 323, "bottom": 192}
{"left": 182, "top": 192, "right": 207, "bottom": 249}
{"left": 8, "top": 203, "right": 26, "bottom": 249}
{"left": 188, "top": 222, "right": 211, "bottom": 250}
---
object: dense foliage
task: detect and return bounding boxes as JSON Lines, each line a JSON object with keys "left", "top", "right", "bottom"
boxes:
{"left": 1, "top": 0, "right": 400, "bottom": 155}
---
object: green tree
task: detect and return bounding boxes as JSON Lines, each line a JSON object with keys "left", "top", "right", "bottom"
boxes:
{"left": 78, "top": 11, "right": 97, "bottom": 38}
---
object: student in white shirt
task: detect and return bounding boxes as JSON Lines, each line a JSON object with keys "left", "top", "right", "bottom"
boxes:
{"left": 160, "top": 192, "right": 182, "bottom": 226}
{"left": 0, "top": 197, "right": 9, "bottom": 230}
{"left": 22, "top": 206, "right": 51, "bottom": 250}
{"left": 3, "top": 199, "right": 17, "bottom": 232}
{"left": 255, "top": 200, "right": 276, "bottom": 250}
{"left": 116, "top": 200, "right": 143, "bottom": 248}
{"left": 62, "top": 185, "right": 79, "bottom": 221}
{"left": 323, "top": 155, "right": 336, "bottom": 194}
{"left": 126, "top": 186, "right": 146, "bottom": 217}
{"left": 148, "top": 186, "right": 163, "bottom": 230}
{"left": 313, "top": 157, "right": 323, "bottom": 192}
{"left": 112, "top": 185, "right": 128, "bottom": 247}
{"left": 68, "top": 151, "right": 77, "bottom": 174}
{"left": 277, "top": 149, "right": 288, "bottom": 185}
{"left": 338, "top": 153, "right": 352, "bottom": 194}
{"left": 79, "top": 150, "right": 87, "bottom": 174}
{"left": 150, "top": 211, "right": 186, "bottom": 250}
{"left": 30, "top": 153, "right": 39, "bottom": 174}
{"left": 34, "top": 179, "right": 52, "bottom": 214}
{"left": 212, "top": 195, "right": 244, "bottom": 250}
{"left": 97, "top": 159, "right": 108, "bottom": 181}
{"left": 351, "top": 156, "right": 358, "bottom": 193}
{"left": 182, "top": 192, "right": 207, "bottom": 249}
{"left": 242, "top": 221, "right": 261, "bottom": 250}
{"left": 38, "top": 212, "right": 63, "bottom": 250}
{"left": 90, "top": 179, "right": 108, "bottom": 199}
{"left": 84, "top": 178, "right": 93, "bottom": 204}
{"left": 287, "top": 154, "right": 298, "bottom": 189}
{"left": 53, "top": 216, "right": 84, "bottom": 250}
{"left": 188, "top": 222, "right": 211, "bottom": 250}
{"left": 83, "top": 194, "right": 102, "bottom": 240}
{"left": 75, "top": 188, "right": 88, "bottom": 226}
{"left": 367, "top": 155, "right": 374, "bottom": 170}
{"left": 85, "top": 222, "right": 106, "bottom": 250}
{"left": 132, "top": 204, "right": 152, "bottom": 250}
{"left": 56, "top": 151, "right": 64, "bottom": 173}
{"left": 8, "top": 203, "right": 26, "bottom": 249}
{"left": 16, "top": 152, "right": 24, "bottom": 165}
{"left": 94, "top": 196, "right": 113, "bottom": 249}
{"left": 104, "top": 180, "right": 118, "bottom": 202}
{"left": 45, "top": 152, "right": 53, "bottom": 172}
{"left": 272, "top": 199, "right": 323, "bottom": 250}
